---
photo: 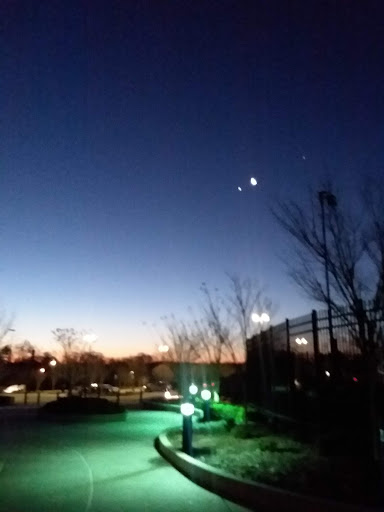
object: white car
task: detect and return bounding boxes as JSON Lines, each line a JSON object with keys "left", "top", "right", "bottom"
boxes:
{"left": 3, "top": 384, "right": 26, "bottom": 393}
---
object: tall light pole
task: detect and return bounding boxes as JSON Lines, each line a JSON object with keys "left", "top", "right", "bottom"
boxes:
{"left": 251, "top": 313, "right": 270, "bottom": 409}
{"left": 318, "top": 190, "right": 338, "bottom": 373}
{"left": 49, "top": 359, "right": 57, "bottom": 390}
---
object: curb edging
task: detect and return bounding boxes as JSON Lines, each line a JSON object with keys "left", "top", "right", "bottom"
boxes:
{"left": 155, "top": 428, "right": 379, "bottom": 512}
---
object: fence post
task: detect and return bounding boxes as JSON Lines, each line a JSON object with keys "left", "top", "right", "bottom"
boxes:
{"left": 286, "top": 319, "right": 295, "bottom": 395}
{"left": 268, "top": 326, "right": 275, "bottom": 411}
{"left": 312, "top": 310, "right": 321, "bottom": 383}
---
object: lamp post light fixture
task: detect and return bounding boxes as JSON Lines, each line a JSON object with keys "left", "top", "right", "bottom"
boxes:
{"left": 295, "top": 337, "right": 308, "bottom": 345}
{"left": 201, "top": 389, "right": 212, "bottom": 422}
{"left": 49, "top": 359, "right": 57, "bottom": 390}
{"left": 251, "top": 312, "right": 270, "bottom": 326}
{"left": 318, "top": 190, "right": 338, "bottom": 374}
{"left": 189, "top": 384, "right": 198, "bottom": 395}
{"left": 189, "top": 384, "right": 198, "bottom": 403}
{"left": 251, "top": 312, "right": 271, "bottom": 410}
{"left": 180, "top": 402, "right": 194, "bottom": 455}
{"left": 37, "top": 367, "right": 46, "bottom": 397}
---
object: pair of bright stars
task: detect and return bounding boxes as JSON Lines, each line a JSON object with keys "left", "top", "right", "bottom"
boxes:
{"left": 237, "top": 177, "right": 257, "bottom": 192}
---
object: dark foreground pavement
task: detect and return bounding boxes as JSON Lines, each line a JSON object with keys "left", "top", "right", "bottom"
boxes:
{"left": 0, "top": 408, "right": 251, "bottom": 512}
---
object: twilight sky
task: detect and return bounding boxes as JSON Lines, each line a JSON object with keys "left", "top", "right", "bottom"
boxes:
{"left": 1, "top": 1, "right": 383, "bottom": 357}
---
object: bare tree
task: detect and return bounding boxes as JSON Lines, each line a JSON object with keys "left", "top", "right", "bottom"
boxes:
{"left": 199, "top": 282, "right": 237, "bottom": 364}
{"left": 227, "top": 274, "right": 274, "bottom": 357}
{"left": 80, "top": 351, "right": 106, "bottom": 389}
{"left": 159, "top": 315, "right": 201, "bottom": 363}
{"left": 273, "top": 186, "right": 383, "bottom": 355}
{"left": 227, "top": 274, "right": 274, "bottom": 422}
{"left": 0, "top": 344, "right": 12, "bottom": 363}
{"left": 14, "top": 340, "right": 36, "bottom": 361}
{"left": 273, "top": 184, "right": 384, "bottom": 464}
{"left": 0, "top": 310, "right": 14, "bottom": 347}
{"left": 52, "top": 328, "right": 86, "bottom": 394}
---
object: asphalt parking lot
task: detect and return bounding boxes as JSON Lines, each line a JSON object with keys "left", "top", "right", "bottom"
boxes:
{"left": 0, "top": 407, "right": 251, "bottom": 512}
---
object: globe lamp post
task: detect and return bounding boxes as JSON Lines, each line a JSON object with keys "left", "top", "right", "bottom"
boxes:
{"left": 189, "top": 383, "right": 198, "bottom": 403}
{"left": 49, "top": 359, "right": 57, "bottom": 390}
{"left": 201, "top": 389, "right": 212, "bottom": 422}
{"left": 251, "top": 312, "right": 271, "bottom": 407}
{"left": 180, "top": 402, "right": 194, "bottom": 455}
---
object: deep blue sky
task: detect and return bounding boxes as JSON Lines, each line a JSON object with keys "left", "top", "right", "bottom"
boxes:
{"left": 1, "top": 1, "right": 383, "bottom": 357}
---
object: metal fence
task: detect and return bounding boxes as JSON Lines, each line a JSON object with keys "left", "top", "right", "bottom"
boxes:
{"left": 246, "top": 302, "right": 384, "bottom": 415}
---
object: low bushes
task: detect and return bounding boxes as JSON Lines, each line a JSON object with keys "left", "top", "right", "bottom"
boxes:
{"left": 210, "top": 402, "right": 245, "bottom": 426}
{"left": 41, "top": 396, "right": 124, "bottom": 415}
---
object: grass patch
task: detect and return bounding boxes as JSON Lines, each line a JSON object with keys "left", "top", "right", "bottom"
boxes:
{"left": 167, "top": 420, "right": 379, "bottom": 506}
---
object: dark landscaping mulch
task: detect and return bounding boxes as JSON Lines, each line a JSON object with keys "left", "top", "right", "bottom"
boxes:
{"left": 167, "top": 422, "right": 381, "bottom": 507}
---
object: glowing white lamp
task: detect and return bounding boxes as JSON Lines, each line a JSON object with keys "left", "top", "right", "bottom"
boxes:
{"left": 201, "top": 389, "right": 211, "bottom": 401}
{"left": 189, "top": 384, "right": 198, "bottom": 395}
{"left": 180, "top": 403, "right": 195, "bottom": 416}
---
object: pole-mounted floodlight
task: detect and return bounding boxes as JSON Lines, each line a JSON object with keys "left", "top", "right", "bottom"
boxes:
{"left": 251, "top": 312, "right": 270, "bottom": 325}
{"left": 39, "top": 368, "right": 46, "bottom": 373}
{"left": 189, "top": 384, "right": 198, "bottom": 396}
{"left": 49, "top": 360, "right": 57, "bottom": 367}
{"left": 180, "top": 402, "right": 194, "bottom": 455}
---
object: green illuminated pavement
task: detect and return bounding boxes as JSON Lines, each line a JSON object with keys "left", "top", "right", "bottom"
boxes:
{"left": 0, "top": 409, "right": 251, "bottom": 512}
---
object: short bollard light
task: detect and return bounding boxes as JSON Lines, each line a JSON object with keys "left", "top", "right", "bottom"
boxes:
{"left": 181, "top": 402, "right": 194, "bottom": 456}
{"left": 201, "top": 389, "right": 211, "bottom": 422}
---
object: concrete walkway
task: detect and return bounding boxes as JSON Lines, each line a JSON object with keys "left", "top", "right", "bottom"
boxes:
{"left": 0, "top": 408, "right": 252, "bottom": 512}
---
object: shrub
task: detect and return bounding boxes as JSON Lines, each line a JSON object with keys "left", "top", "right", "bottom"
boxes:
{"left": 231, "top": 422, "right": 270, "bottom": 439}
{"left": 41, "top": 396, "right": 124, "bottom": 415}
{"left": 256, "top": 435, "right": 303, "bottom": 453}
{"left": 211, "top": 402, "right": 245, "bottom": 426}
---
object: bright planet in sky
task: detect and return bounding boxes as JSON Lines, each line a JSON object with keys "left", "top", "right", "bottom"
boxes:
{"left": 250, "top": 177, "right": 257, "bottom": 186}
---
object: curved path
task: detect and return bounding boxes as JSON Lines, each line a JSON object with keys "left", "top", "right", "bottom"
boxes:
{"left": 0, "top": 408, "right": 251, "bottom": 512}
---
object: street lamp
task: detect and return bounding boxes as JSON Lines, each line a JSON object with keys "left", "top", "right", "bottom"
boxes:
{"left": 251, "top": 312, "right": 271, "bottom": 407}
{"left": 49, "top": 360, "right": 57, "bottom": 390}
{"left": 318, "top": 190, "right": 338, "bottom": 371}
{"left": 180, "top": 402, "right": 194, "bottom": 455}
{"left": 36, "top": 367, "right": 45, "bottom": 392}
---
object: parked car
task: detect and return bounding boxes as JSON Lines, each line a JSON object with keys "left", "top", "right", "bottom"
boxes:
{"left": 72, "top": 384, "right": 119, "bottom": 396}
{"left": 145, "top": 381, "right": 169, "bottom": 392}
{"left": 2, "top": 384, "right": 26, "bottom": 393}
